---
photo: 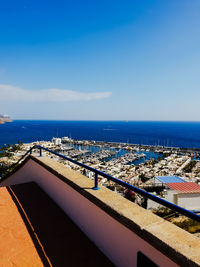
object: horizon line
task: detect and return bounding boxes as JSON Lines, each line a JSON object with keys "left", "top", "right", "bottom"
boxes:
{"left": 10, "top": 119, "right": 200, "bottom": 123}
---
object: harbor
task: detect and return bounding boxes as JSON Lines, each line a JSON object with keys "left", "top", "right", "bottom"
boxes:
{"left": 2, "top": 137, "right": 200, "bottom": 188}
{"left": 1, "top": 136, "right": 200, "bottom": 231}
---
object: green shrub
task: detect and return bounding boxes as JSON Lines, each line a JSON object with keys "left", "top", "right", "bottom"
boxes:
{"left": 183, "top": 160, "right": 196, "bottom": 173}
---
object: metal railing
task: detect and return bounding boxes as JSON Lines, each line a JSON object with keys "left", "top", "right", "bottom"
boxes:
{"left": 8, "top": 145, "right": 200, "bottom": 222}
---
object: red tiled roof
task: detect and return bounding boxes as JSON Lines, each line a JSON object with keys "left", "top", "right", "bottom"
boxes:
{"left": 166, "top": 182, "right": 200, "bottom": 193}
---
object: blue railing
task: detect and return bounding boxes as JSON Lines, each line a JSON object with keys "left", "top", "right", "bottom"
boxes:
{"left": 13, "top": 145, "right": 200, "bottom": 222}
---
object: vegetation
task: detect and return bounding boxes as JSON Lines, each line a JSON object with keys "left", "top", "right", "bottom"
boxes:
{"left": 183, "top": 160, "right": 197, "bottom": 173}
{"left": 139, "top": 173, "right": 149, "bottom": 183}
{"left": 0, "top": 163, "right": 8, "bottom": 176}
{"left": 163, "top": 152, "right": 172, "bottom": 157}
{"left": 0, "top": 141, "right": 23, "bottom": 158}
{"left": 0, "top": 164, "right": 16, "bottom": 177}
{"left": 0, "top": 141, "right": 24, "bottom": 176}
{"left": 152, "top": 206, "right": 200, "bottom": 234}
{"left": 172, "top": 218, "right": 200, "bottom": 233}
{"left": 149, "top": 159, "right": 158, "bottom": 165}
{"left": 152, "top": 206, "right": 174, "bottom": 218}
{"left": 145, "top": 159, "right": 157, "bottom": 167}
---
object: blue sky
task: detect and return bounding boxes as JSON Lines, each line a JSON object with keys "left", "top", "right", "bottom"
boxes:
{"left": 0, "top": 0, "right": 200, "bottom": 120}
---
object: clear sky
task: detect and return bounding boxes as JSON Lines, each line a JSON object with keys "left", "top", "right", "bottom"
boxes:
{"left": 0, "top": 0, "right": 199, "bottom": 121}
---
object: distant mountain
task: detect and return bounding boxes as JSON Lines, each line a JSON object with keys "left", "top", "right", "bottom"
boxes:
{"left": 0, "top": 114, "right": 12, "bottom": 124}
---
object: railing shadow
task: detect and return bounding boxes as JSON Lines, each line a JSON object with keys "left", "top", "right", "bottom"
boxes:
{"left": 7, "top": 182, "right": 113, "bottom": 267}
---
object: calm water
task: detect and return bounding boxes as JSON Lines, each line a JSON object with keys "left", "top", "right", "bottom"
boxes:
{"left": 0, "top": 120, "right": 200, "bottom": 148}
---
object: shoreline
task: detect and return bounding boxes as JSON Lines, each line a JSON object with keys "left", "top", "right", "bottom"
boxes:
{"left": 2, "top": 136, "right": 200, "bottom": 155}
{"left": 1, "top": 138, "right": 200, "bottom": 213}
{"left": 68, "top": 139, "right": 200, "bottom": 154}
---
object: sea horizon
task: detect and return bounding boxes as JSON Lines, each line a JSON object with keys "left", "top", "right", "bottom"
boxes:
{"left": 10, "top": 119, "right": 200, "bottom": 123}
{"left": 1, "top": 120, "right": 200, "bottom": 149}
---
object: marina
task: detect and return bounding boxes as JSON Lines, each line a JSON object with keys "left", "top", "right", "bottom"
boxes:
{"left": 0, "top": 136, "right": 200, "bottom": 224}
{"left": 2, "top": 137, "right": 199, "bottom": 185}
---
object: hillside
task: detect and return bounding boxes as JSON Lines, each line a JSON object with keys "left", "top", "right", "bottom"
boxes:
{"left": 0, "top": 114, "right": 12, "bottom": 124}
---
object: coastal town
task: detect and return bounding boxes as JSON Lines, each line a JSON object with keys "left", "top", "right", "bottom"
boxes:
{"left": 1, "top": 137, "right": 200, "bottom": 198}
{"left": 1, "top": 137, "right": 200, "bottom": 186}
{"left": 0, "top": 136, "right": 200, "bottom": 236}
{"left": 2, "top": 137, "right": 200, "bottom": 180}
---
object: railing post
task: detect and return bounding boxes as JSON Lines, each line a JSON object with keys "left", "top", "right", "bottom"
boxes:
{"left": 40, "top": 147, "right": 42, "bottom": 157}
{"left": 93, "top": 172, "right": 100, "bottom": 190}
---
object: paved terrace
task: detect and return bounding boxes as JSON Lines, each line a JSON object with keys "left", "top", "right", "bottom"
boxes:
{"left": 0, "top": 182, "right": 113, "bottom": 267}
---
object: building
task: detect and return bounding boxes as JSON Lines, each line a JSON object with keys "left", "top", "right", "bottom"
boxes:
{"left": 51, "top": 137, "right": 62, "bottom": 146}
{"left": 165, "top": 182, "right": 200, "bottom": 211}
{"left": 154, "top": 175, "right": 186, "bottom": 185}
{"left": 61, "top": 136, "right": 73, "bottom": 143}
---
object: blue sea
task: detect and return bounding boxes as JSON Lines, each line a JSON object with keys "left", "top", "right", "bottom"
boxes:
{"left": 0, "top": 120, "right": 200, "bottom": 149}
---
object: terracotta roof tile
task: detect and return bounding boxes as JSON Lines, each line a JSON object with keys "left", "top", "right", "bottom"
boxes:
{"left": 166, "top": 182, "right": 200, "bottom": 193}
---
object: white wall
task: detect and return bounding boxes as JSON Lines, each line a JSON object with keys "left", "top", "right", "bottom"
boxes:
{"left": 178, "top": 193, "right": 200, "bottom": 210}
{"left": 164, "top": 190, "right": 200, "bottom": 210}
{"left": 0, "top": 159, "right": 178, "bottom": 267}
{"left": 147, "top": 198, "right": 161, "bottom": 209}
{"left": 165, "top": 190, "right": 176, "bottom": 203}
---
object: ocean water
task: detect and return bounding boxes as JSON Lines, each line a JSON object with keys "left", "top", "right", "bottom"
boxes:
{"left": 0, "top": 120, "right": 200, "bottom": 149}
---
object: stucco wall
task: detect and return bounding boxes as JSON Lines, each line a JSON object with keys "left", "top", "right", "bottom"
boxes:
{"left": 147, "top": 198, "right": 161, "bottom": 209}
{"left": 164, "top": 189, "right": 200, "bottom": 210}
{"left": 165, "top": 190, "right": 176, "bottom": 203}
{"left": 178, "top": 193, "right": 200, "bottom": 210}
{"left": 0, "top": 158, "right": 189, "bottom": 267}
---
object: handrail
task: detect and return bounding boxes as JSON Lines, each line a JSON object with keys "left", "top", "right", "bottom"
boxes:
{"left": 3, "top": 148, "right": 33, "bottom": 175}
{"left": 4, "top": 145, "right": 200, "bottom": 223}
{"left": 30, "top": 145, "right": 200, "bottom": 223}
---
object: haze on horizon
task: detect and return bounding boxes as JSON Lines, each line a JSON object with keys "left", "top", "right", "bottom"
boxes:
{"left": 0, "top": 0, "right": 199, "bottom": 121}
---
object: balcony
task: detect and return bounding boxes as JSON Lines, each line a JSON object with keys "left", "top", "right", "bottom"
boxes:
{"left": 0, "top": 151, "right": 200, "bottom": 266}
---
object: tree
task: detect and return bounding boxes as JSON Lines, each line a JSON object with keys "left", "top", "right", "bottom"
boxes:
{"left": 139, "top": 173, "right": 149, "bottom": 183}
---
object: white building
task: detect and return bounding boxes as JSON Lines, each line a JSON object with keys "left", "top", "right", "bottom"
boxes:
{"left": 147, "top": 177, "right": 200, "bottom": 211}
{"left": 165, "top": 182, "right": 200, "bottom": 211}
{"left": 61, "top": 136, "right": 73, "bottom": 143}
{"left": 52, "top": 137, "right": 62, "bottom": 146}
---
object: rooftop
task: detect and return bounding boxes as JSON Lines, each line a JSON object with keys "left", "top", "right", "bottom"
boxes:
{"left": 166, "top": 182, "right": 200, "bottom": 193}
{"left": 156, "top": 176, "right": 186, "bottom": 184}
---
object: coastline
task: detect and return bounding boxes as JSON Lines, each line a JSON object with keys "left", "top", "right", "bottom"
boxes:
{"left": 1, "top": 137, "right": 200, "bottom": 216}
{"left": 0, "top": 115, "right": 12, "bottom": 125}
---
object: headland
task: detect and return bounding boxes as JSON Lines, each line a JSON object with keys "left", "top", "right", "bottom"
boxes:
{"left": 0, "top": 114, "right": 12, "bottom": 124}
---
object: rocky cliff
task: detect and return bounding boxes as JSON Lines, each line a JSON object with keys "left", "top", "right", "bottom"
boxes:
{"left": 0, "top": 114, "right": 12, "bottom": 124}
